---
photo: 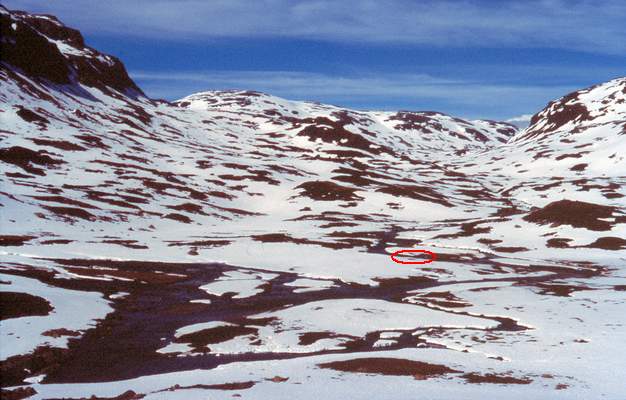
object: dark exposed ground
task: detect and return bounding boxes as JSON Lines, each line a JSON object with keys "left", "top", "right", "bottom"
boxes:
{"left": 0, "top": 291, "right": 53, "bottom": 321}
{"left": 0, "top": 251, "right": 607, "bottom": 389}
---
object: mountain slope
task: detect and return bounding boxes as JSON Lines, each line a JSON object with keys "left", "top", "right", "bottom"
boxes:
{"left": 1, "top": 6, "right": 625, "bottom": 399}
{"left": 1, "top": 2, "right": 527, "bottom": 268}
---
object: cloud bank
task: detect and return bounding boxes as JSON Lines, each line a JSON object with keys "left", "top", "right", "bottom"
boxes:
{"left": 5, "top": 0, "right": 626, "bottom": 54}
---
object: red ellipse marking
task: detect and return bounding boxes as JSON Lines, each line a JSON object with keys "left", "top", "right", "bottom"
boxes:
{"left": 390, "top": 249, "right": 437, "bottom": 265}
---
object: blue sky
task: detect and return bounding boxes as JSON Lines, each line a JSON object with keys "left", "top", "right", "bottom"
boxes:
{"left": 4, "top": 0, "right": 626, "bottom": 120}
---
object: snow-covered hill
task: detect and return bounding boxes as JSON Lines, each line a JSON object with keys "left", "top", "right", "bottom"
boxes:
{"left": 1, "top": 6, "right": 625, "bottom": 399}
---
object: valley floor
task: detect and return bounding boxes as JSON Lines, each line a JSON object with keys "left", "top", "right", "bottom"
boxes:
{"left": 2, "top": 239, "right": 625, "bottom": 399}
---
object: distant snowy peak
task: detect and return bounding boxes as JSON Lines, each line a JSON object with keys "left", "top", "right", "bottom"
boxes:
{"left": 176, "top": 90, "right": 517, "bottom": 150}
{"left": 515, "top": 77, "right": 626, "bottom": 142}
{"left": 175, "top": 90, "right": 338, "bottom": 117}
{"left": 381, "top": 112, "right": 517, "bottom": 144}
{"left": 0, "top": 5, "right": 143, "bottom": 97}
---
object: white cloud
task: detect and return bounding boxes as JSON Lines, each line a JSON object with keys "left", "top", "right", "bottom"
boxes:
{"left": 4, "top": 0, "right": 626, "bottom": 54}
{"left": 506, "top": 114, "right": 533, "bottom": 123}
{"left": 505, "top": 114, "right": 534, "bottom": 129}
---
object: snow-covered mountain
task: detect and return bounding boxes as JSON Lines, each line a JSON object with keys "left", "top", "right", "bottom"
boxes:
{"left": 1, "top": 6, "right": 625, "bottom": 400}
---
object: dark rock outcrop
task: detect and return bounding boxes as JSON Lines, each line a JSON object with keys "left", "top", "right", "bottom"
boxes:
{"left": 0, "top": 6, "right": 144, "bottom": 97}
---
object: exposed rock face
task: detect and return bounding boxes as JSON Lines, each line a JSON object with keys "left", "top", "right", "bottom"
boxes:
{"left": 0, "top": 6, "right": 143, "bottom": 96}
{"left": 516, "top": 77, "right": 626, "bottom": 141}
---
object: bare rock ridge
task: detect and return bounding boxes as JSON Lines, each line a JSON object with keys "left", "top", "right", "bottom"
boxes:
{"left": 515, "top": 76, "right": 626, "bottom": 142}
{"left": 0, "top": 5, "right": 143, "bottom": 97}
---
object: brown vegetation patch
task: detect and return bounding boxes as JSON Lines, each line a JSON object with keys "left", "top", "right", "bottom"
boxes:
{"left": 477, "top": 238, "right": 502, "bottom": 245}
{"left": 252, "top": 233, "right": 366, "bottom": 250}
{"left": 492, "top": 206, "right": 524, "bottom": 217}
{"left": 534, "top": 283, "right": 593, "bottom": 297}
{"left": 298, "top": 331, "right": 353, "bottom": 346}
{"left": 83, "top": 190, "right": 144, "bottom": 209}
{"left": 457, "top": 189, "right": 496, "bottom": 200}
{"left": 163, "top": 213, "right": 193, "bottom": 224}
{"left": 462, "top": 372, "right": 532, "bottom": 384}
{"left": 74, "top": 134, "right": 110, "bottom": 150}
{"left": 42, "top": 328, "right": 81, "bottom": 338}
{"left": 43, "top": 205, "right": 97, "bottom": 221}
{"left": 266, "top": 376, "right": 289, "bottom": 382}
{"left": 0, "top": 387, "right": 38, "bottom": 400}
{"left": 332, "top": 173, "right": 378, "bottom": 187}
{"left": 212, "top": 205, "right": 263, "bottom": 217}
{"left": 167, "top": 202, "right": 204, "bottom": 214}
{"left": 376, "top": 184, "right": 452, "bottom": 207}
{"left": 63, "top": 266, "right": 184, "bottom": 284}
{"left": 319, "top": 222, "right": 359, "bottom": 228}
{"left": 583, "top": 236, "right": 626, "bottom": 250}
{"left": 555, "top": 383, "right": 569, "bottom": 390}
{"left": 218, "top": 173, "right": 279, "bottom": 186}
{"left": 0, "top": 235, "right": 36, "bottom": 246}
{"left": 318, "top": 357, "right": 460, "bottom": 379}
{"left": 416, "top": 291, "right": 470, "bottom": 308}
{"left": 523, "top": 200, "right": 619, "bottom": 231}
{"left": 324, "top": 149, "right": 370, "bottom": 158}
{"left": 603, "top": 192, "right": 624, "bottom": 199}
{"left": 492, "top": 246, "right": 529, "bottom": 253}
{"left": 32, "top": 195, "right": 100, "bottom": 209}
{"left": 546, "top": 238, "right": 573, "bottom": 248}
{"left": 160, "top": 381, "right": 256, "bottom": 393}
{"left": 434, "top": 221, "right": 491, "bottom": 239}
{"left": 295, "top": 114, "right": 389, "bottom": 155}
{"left": 294, "top": 181, "right": 363, "bottom": 202}
{"left": 62, "top": 390, "right": 145, "bottom": 400}
{"left": 31, "top": 138, "right": 86, "bottom": 151}
{"left": 167, "top": 239, "right": 231, "bottom": 248}
{"left": 101, "top": 240, "right": 149, "bottom": 250}
{"left": 0, "top": 292, "right": 53, "bottom": 320}
{"left": 207, "top": 190, "right": 235, "bottom": 200}
{"left": 252, "top": 233, "right": 301, "bottom": 243}
{"left": 15, "top": 106, "right": 50, "bottom": 126}
{"left": 0, "top": 344, "right": 69, "bottom": 388}
{"left": 570, "top": 163, "right": 587, "bottom": 171}
{"left": 4, "top": 171, "right": 34, "bottom": 179}
{"left": 0, "top": 146, "right": 64, "bottom": 176}
{"left": 555, "top": 152, "right": 587, "bottom": 161}
{"left": 174, "top": 325, "right": 258, "bottom": 350}
{"left": 40, "top": 239, "right": 74, "bottom": 245}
